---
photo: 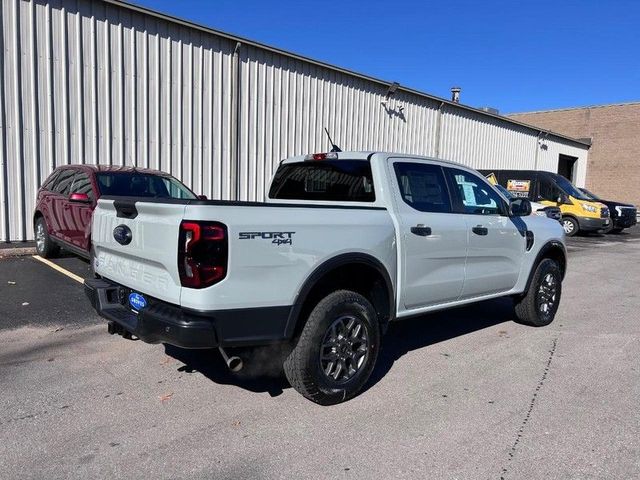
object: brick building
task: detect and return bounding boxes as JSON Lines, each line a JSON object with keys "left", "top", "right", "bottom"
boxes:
{"left": 508, "top": 102, "right": 640, "bottom": 207}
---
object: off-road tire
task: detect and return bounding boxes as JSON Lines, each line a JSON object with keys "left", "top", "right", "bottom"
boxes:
{"left": 514, "top": 259, "right": 562, "bottom": 327}
{"left": 283, "top": 290, "right": 380, "bottom": 405}
{"left": 34, "top": 217, "right": 60, "bottom": 258}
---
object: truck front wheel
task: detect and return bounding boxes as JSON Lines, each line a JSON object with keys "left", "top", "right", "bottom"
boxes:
{"left": 514, "top": 258, "right": 562, "bottom": 327}
{"left": 561, "top": 216, "right": 578, "bottom": 236}
{"left": 284, "top": 290, "right": 380, "bottom": 405}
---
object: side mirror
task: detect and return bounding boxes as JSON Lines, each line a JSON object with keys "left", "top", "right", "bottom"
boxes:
{"left": 197, "top": 195, "right": 208, "bottom": 200}
{"left": 509, "top": 198, "right": 532, "bottom": 217}
{"left": 69, "top": 192, "right": 90, "bottom": 203}
{"left": 556, "top": 193, "right": 569, "bottom": 204}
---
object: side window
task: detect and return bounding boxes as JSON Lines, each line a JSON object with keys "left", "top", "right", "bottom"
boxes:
{"left": 393, "top": 162, "right": 451, "bottom": 213}
{"left": 53, "top": 169, "right": 76, "bottom": 196}
{"left": 41, "top": 170, "right": 61, "bottom": 191}
{"left": 447, "top": 168, "right": 505, "bottom": 215}
{"left": 538, "top": 179, "right": 561, "bottom": 202}
{"left": 70, "top": 172, "right": 95, "bottom": 202}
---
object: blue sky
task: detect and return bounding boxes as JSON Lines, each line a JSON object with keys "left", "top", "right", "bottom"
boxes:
{"left": 133, "top": 0, "right": 639, "bottom": 113}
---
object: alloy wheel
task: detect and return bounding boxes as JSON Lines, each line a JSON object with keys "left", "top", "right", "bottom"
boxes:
{"left": 35, "top": 222, "right": 45, "bottom": 253}
{"left": 319, "top": 315, "right": 369, "bottom": 384}
{"left": 537, "top": 272, "right": 558, "bottom": 320}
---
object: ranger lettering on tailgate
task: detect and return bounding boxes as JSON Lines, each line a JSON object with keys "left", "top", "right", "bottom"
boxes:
{"left": 98, "top": 253, "right": 170, "bottom": 291}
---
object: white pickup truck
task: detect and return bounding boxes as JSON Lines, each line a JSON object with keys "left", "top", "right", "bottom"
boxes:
{"left": 85, "top": 151, "right": 567, "bottom": 405}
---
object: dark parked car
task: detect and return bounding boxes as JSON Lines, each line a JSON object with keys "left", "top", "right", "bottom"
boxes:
{"left": 33, "top": 165, "right": 199, "bottom": 261}
{"left": 579, "top": 188, "right": 637, "bottom": 233}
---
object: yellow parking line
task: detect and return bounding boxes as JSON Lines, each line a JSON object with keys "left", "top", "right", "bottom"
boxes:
{"left": 32, "top": 255, "right": 84, "bottom": 284}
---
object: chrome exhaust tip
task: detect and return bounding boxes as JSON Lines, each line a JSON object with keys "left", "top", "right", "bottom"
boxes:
{"left": 218, "top": 346, "right": 243, "bottom": 372}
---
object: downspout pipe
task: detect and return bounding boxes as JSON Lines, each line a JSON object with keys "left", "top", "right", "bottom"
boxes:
{"left": 434, "top": 102, "right": 445, "bottom": 158}
{"left": 231, "top": 42, "right": 241, "bottom": 201}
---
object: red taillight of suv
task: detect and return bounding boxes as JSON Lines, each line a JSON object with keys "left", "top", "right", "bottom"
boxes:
{"left": 178, "top": 221, "right": 228, "bottom": 288}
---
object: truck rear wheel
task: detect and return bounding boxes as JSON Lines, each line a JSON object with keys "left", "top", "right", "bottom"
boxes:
{"left": 514, "top": 258, "right": 562, "bottom": 327}
{"left": 284, "top": 290, "right": 380, "bottom": 405}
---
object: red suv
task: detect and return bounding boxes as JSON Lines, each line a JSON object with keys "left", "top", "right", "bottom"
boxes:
{"left": 34, "top": 165, "right": 199, "bottom": 261}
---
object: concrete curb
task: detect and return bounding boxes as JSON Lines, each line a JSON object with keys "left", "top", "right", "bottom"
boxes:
{"left": 0, "top": 247, "right": 37, "bottom": 258}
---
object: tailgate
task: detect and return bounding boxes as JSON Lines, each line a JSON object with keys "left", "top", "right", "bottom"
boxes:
{"left": 92, "top": 199, "right": 186, "bottom": 305}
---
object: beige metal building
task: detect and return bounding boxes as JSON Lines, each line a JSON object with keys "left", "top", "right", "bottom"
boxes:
{"left": 509, "top": 102, "right": 640, "bottom": 207}
{"left": 1, "top": 0, "right": 590, "bottom": 241}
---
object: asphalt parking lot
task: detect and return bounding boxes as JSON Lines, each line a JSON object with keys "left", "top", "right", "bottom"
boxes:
{"left": 1, "top": 228, "right": 639, "bottom": 479}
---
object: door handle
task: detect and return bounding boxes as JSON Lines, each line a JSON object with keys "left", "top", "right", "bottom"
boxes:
{"left": 472, "top": 225, "right": 488, "bottom": 236}
{"left": 411, "top": 225, "right": 432, "bottom": 236}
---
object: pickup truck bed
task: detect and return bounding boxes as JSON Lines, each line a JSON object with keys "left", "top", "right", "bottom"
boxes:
{"left": 87, "top": 197, "right": 395, "bottom": 347}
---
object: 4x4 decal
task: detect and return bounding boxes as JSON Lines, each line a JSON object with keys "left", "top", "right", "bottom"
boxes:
{"left": 238, "top": 231, "right": 295, "bottom": 245}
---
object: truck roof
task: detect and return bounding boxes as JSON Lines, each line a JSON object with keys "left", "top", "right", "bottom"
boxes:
{"left": 282, "top": 151, "right": 468, "bottom": 168}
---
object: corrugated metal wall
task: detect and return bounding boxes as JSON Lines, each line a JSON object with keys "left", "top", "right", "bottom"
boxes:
{"left": 236, "top": 45, "right": 442, "bottom": 201}
{"left": 0, "top": 0, "right": 590, "bottom": 241}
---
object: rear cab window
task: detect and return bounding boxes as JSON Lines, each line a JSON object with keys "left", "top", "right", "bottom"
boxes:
{"left": 268, "top": 160, "right": 375, "bottom": 202}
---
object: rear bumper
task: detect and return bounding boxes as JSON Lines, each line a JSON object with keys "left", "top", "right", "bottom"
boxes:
{"left": 576, "top": 216, "right": 610, "bottom": 232}
{"left": 84, "top": 278, "right": 293, "bottom": 349}
{"left": 85, "top": 278, "right": 217, "bottom": 348}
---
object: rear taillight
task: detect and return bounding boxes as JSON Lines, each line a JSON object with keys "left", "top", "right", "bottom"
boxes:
{"left": 178, "top": 221, "right": 228, "bottom": 289}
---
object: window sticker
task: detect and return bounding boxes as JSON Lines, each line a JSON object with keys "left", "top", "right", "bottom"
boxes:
{"left": 461, "top": 183, "right": 477, "bottom": 206}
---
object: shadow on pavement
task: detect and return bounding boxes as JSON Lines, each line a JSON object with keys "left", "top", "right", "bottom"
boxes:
{"left": 164, "top": 297, "right": 515, "bottom": 400}
{"left": 576, "top": 231, "right": 606, "bottom": 238}
{"left": 363, "top": 297, "right": 514, "bottom": 394}
{"left": 164, "top": 343, "right": 291, "bottom": 398}
{"left": 571, "top": 228, "right": 635, "bottom": 243}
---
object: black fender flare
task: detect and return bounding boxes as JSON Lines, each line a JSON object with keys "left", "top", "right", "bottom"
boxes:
{"left": 283, "top": 253, "right": 395, "bottom": 339}
{"left": 523, "top": 240, "right": 567, "bottom": 293}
